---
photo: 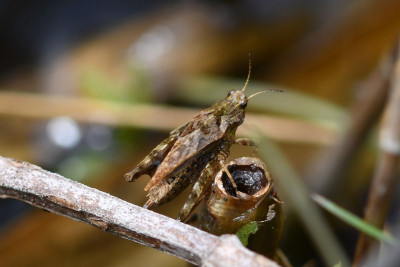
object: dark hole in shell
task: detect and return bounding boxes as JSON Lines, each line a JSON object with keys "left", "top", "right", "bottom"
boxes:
{"left": 222, "top": 164, "right": 267, "bottom": 197}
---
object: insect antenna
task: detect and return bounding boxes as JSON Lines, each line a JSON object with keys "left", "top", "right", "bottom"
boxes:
{"left": 248, "top": 89, "right": 285, "bottom": 99}
{"left": 241, "top": 54, "right": 252, "bottom": 92}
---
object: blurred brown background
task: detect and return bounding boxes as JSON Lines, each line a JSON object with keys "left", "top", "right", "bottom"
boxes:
{"left": 1, "top": 0, "right": 400, "bottom": 266}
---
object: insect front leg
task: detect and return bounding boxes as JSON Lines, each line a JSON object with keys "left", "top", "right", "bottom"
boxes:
{"left": 124, "top": 123, "right": 188, "bottom": 182}
{"left": 235, "top": 137, "right": 259, "bottom": 156}
{"left": 177, "top": 158, "right": 220, "bottom": 222}
{"left": 218, "top": 150, "right": 238, "bottom": 192}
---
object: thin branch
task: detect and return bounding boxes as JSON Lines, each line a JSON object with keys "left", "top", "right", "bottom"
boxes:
{"left": 307, "top": 53, "right": 394, "bottom": 195}
{"left": 353, "top": 41, "right": 400, "bottom": 266}
{"left": 0, "top": 91, "right": 336, "bottom": 145}
{"left": 0, "top": 156, "right": 279, "bottom": 267}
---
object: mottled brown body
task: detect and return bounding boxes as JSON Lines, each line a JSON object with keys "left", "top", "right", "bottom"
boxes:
{"left": 123, "top": 59, "right": 273, "bottom": 221}
{"left": 125, "top": 89, "right": 253, "bottom": 221}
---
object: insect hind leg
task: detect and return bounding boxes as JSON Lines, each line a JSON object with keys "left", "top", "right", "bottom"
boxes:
{"left": 124, "top": 123, "right": 188, "bottom": 182}
{"left": 177, "top": 159, "right": 220, "bottom": 222}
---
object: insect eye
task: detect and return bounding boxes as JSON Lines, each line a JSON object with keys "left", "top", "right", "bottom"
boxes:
{"left": 227, "top": 90, "right": 235, "bottom": 96}
{"left": 240, "top": 102, "right": 247, "bottom": 108}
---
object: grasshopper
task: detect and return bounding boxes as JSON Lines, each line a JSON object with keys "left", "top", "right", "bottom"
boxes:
{"left": 125, "top": 59, "right": 279, "bottom": 221}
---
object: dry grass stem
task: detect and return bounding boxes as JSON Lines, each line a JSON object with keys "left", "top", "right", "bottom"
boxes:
{"left": 353, "top": 42, "right": 400, "bottom": 266}
{"left": 0, "top": 91, "right": 336, "bottom": 145}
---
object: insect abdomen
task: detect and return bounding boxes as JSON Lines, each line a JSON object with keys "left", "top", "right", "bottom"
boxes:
{"left": 144, "top": 143, "right": 220, "bottom": 209}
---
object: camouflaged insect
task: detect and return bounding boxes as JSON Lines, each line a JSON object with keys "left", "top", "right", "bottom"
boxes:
{"left": 125, "top": 60, "right": 272, "bottom": 222}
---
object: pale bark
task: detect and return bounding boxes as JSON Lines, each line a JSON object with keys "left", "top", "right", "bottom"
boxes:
{"left": 0, "top": 156, "right": 279, "bottom": 267}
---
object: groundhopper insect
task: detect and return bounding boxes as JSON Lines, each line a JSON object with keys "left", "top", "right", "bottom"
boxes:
{"left": 125, "top": 59, "right": 282, "bottom": 221}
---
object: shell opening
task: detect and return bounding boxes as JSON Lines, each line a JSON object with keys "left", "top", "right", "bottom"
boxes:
{"left": 222, "top": 164, "right": 267, "bottom": 197}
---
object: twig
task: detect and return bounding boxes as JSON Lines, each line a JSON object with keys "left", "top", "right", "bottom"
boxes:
{"left": 353, "top": 41, "right": 400, "bottom": 266}
{"left": 0, "top": 155, "right": 279, "bottom": 267}
{"left": 0, "top": 91, "right": 336, "bottom": 145}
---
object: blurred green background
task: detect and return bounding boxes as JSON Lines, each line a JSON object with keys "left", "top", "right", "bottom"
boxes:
{"left": 1, "top": 0, "right": 400, "bottom": 266}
